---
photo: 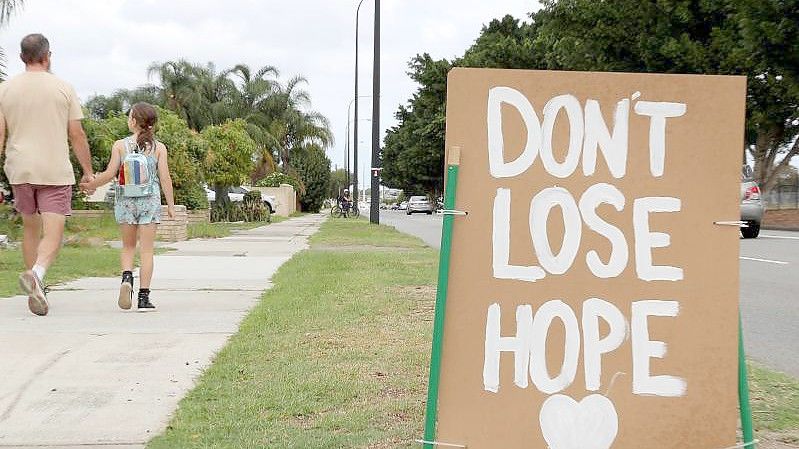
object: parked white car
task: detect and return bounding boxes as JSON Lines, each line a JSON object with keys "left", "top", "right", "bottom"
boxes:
{"left": 406, "top": 196, "right": 434, "bottom": 215}
{"left": 206, "top": 186, "right": 277, "bottom": 214}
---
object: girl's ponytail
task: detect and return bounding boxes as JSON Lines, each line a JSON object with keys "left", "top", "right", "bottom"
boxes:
{"left": 130, "top": 102, "right": 158, "bottom": 151}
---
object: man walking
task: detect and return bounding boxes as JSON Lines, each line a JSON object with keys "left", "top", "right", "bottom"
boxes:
{"left": 0, "top": 34, "right": 94, "bottom": 316}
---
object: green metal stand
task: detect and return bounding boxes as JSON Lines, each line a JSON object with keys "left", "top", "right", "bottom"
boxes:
{"left": 423, "top": 161, "right": 460, "bottom": 449}
{"left": 739, "top": 313, "right": 756, "bottom": 448}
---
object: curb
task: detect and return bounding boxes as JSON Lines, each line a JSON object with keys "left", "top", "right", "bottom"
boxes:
{"left": 763, "top": 225, "right": 799, "bottom": 232}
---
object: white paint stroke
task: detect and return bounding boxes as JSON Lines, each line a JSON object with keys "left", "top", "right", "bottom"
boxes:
{"left": 539, "top": 394, "right": 619, "bottom": 449}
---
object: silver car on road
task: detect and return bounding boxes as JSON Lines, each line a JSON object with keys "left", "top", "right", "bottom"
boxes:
{"left": 741, "top": 165, "right": 764, "bottom": 239}
{"left": 406, "top": 195, "right": 434, "bottom": 215}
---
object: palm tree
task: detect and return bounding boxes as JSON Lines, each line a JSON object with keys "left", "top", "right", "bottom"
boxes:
{"left": 224, "top": 64, "right": 280, "bottom": 117}
{"left": 0, "top": 0, "right": 23, "bottom": 79}
{"left": 147, "top": 60, "right": 211, "bottom": 130}
{"left": 260, "top": 76, "right": 333, "bottom": 172}
{"left": 223, "top": 64, "right": 282, "bottom": 182}
{"left": 146, "top": 60, "right": 333, "bottom": 183}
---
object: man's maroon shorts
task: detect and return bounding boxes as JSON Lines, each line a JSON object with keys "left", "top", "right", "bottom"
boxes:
{"left": 11, "top": 184, "right": 72, "bottom": 216}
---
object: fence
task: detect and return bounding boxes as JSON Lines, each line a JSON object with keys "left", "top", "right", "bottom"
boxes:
{"left": 765, "top": 183, "right": 799, "bottom": 209}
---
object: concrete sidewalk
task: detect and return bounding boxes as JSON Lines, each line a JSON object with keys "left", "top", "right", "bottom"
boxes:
{"left": 0, "top": 214, "right": 325, "bottom": 448}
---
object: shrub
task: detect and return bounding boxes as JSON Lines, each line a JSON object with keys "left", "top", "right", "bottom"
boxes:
{"left": 293, "top": 144, "right": 331, "bottom": 213}
{"left": 211, "top": 202, "right": 243, "bottom": 223}
{"left": 202, "top": 120, "right": 257, "bottom": 192}
{"left": 0, "top": 204, "right": 22, "bottom": 241}
{"left": 156, "top": 109, "right": 208, "bottom": 210}
{"left": 255, "top": 172, "right": 305, "bottom": 196}
{"left": 242, "top": 191, "right": 270, "bottom": 222}
{"left": 210, "top": 191, "right": 270, "bottom": 223}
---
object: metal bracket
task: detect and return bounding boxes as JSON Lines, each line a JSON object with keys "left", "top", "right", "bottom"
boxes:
{"left": 720, "top": 439, "right": 759, "bottom": 449}
{"left": 415, "top": 440, "right": 467, "bottom": 448}
{"left": 714, "top": 221, "right": 749, "bottom": 227}
{"left": 439, "top": 210, "right": 468, "bottom": 216}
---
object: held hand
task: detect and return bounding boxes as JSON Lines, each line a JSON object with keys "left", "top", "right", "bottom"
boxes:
{"left": 79, "top": 173, "right": 97, "bottom": 195}
{"left": 80, "top": 172, "right": 96, "bottom": 185}
{"left": 167, "top": 205, "right": 176, "bottom": 219}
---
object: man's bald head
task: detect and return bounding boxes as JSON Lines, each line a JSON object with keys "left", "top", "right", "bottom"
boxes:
{"left": 20, "top": 33, "right": 50, "bottom": 65}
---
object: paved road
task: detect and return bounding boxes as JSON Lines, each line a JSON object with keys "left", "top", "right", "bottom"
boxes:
{"left": 739, "top": 230, "right": 799, "bottom": 377}
{"left": 381, "top": 210, "right": 444, "bottom": 248}
{"left": 380, "top": 210, "right": 799, "bottom": 378}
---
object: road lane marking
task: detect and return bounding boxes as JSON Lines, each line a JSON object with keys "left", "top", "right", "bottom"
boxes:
{"left": 760, "top": 234, "right": 799, "bottom": 240}
{"left": 739, "top": 256, "right": 789, "bottom": 265}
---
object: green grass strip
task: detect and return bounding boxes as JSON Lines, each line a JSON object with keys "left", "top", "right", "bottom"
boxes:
{"left": 148, "top": 220, "right": 438, "bottom": 448}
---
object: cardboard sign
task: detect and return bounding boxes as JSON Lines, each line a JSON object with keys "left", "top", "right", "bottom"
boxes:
{"left": 436, "top": 68, "right": 746, "bottom": 449}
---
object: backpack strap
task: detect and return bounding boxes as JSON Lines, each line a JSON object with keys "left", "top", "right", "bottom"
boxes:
{"left": 123, "top": 136, "right": 156, "bottom": 155}
{"left": 122, "top": 136, "right": 136, "bottom": 155}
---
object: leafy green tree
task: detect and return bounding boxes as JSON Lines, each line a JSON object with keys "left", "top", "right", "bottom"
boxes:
{"left": 385, "top": 3, "right": 799, "bottom": 194}
{"left": 460, "top": 15, "right": 542, "bottom": 69}
{"left": 328, "top": 168, "right": 351, "bottom": 199}
{"left": 731, "top": 0, "right": 799, "bottom": 191}
{"left": 155, "top": 109, "right": 208, "bottom": 209}
{"left": 532, "top": 0, "right": 799, "bottom": 192}
{"left": 382, "top": 54, "right": 450, "bottom": 195}
{"left": 293, "top": 144, "right": 331, "bottom": 212}
{"left": 82, "top": 112, "right": 129, "bottom": 170}
{"left": 85, "top": 86, "right": 163, "bottom": 120}
{"left": 202, "top": 119, "right": 256, "bottom": 206}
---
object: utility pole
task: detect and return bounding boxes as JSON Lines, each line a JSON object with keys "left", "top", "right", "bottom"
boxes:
{"left": 370, "top": 0, "right": 381, "bottom": 224}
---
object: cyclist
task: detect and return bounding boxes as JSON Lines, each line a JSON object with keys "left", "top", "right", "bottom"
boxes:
{"left": 337, "top": 189, "right": 352, "bottom": 215}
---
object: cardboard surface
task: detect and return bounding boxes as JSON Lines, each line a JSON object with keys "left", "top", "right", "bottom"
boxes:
{"left": 437, "top": 68, "right": 746, "bottom": 449}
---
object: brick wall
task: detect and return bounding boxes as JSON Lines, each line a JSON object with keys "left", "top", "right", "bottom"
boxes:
{"left": 156, "top": 205, "right": 188, "bottom": 242}
{"left": 762, "top": 209, "right": 799, "bottom": 231}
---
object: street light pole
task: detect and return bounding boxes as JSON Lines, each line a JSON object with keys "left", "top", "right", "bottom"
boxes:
{"left": 346, "top": 95, "right": 372, "bottom": 193}
{"left": 370, "top": 0, "right": 381, "bottom": 224}
{"left": 344, "top": 120, "right": 350, "bottom": 188}
{"left": 354, "top": 0, "right": 366, "bottom": 205}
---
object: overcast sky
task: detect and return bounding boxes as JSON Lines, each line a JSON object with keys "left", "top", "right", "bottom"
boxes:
{"left": 0, "top": 0, "right": 536, "bottom": 180}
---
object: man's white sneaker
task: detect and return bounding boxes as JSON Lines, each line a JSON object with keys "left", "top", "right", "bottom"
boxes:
{"left": 19, "top": 270, "right": 49, "bottom": 316}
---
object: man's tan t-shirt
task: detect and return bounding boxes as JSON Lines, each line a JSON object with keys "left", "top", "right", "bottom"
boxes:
{"left": 0, "top": 71, "right": 84, "bottom": 185}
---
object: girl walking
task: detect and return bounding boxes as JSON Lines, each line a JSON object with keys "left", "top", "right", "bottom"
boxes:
{"left": 81, "top": 102, "right": 175, "bottom": 311}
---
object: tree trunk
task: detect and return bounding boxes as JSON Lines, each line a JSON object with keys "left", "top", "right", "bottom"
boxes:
{"left": 751, "top": 128, "right": 799, "bottom": 197}
{"left": 250, "top": 155, "right": 276, "bottom": 185}
{"left": 214, "top": 184, "right": 230, "bottom": 208}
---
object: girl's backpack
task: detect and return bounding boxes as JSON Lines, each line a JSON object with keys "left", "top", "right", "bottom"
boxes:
{"left": 117, "top": 137, "right": 155, "bottom": 198}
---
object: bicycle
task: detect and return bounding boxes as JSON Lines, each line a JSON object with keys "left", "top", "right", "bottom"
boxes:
{"left": 331, "top": 201, "right": 360, "bottom": 218}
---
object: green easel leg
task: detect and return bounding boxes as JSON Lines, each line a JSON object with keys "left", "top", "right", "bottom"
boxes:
{"left": 423, "top": 163, "right": 460, "bottom": 449}
{"left": 739, "top": 313, "right": 755, "bottom": 448}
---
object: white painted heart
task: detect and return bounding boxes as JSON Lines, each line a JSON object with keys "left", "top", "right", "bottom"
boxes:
{"left": 539, "top": 394, "right": 619, "bottom": 449}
